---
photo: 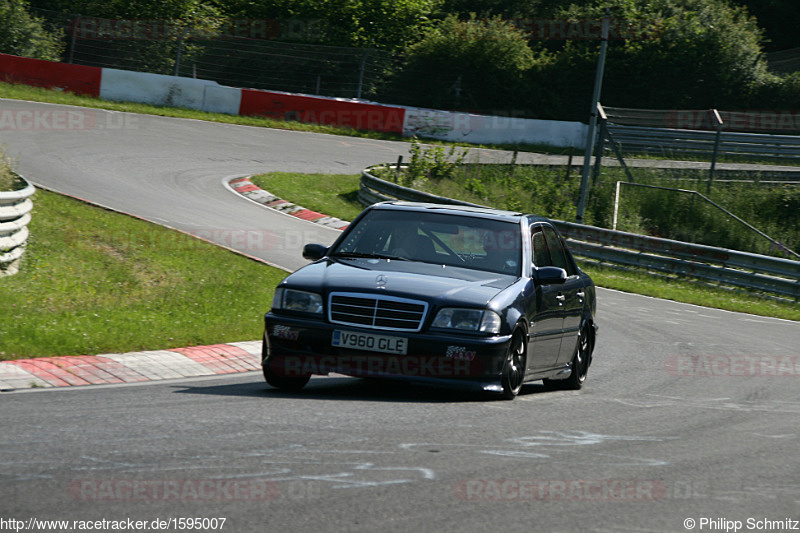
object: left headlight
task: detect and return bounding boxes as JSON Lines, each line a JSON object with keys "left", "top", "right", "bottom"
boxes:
{"left": 271, "top": 288, "right": 323, "bottom": 315}
{"left": 431, "top": 308, "right": 502, "bottom": 334}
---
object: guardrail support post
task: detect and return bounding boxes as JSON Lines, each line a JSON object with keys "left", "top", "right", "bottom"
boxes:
{"left": 356, "top": 50, "right": 369, "bottom": 99}
{"left": 563, "top": 148, "right": 574, "bottom": 184}
{"left": 576, "top": 9, "right": 610, "bottom": 224}
{"left": 174, "top": 26, "right": 190, "bottom": 77}
{"left": 592, "top": 117, "right": 607, "bottom": 186}
{"left": 394, "top": 155, "right": 403, "bottom": 183}
{"left": 708, "top": 109, "right": 724, "bottom": 194}
{"left": 68, "top": 16, "right": 79, "bottom": 64}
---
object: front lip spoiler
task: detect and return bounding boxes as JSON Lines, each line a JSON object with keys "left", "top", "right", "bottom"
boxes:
{"left": 322, "top": 369, "right": 505, "bottom": 394}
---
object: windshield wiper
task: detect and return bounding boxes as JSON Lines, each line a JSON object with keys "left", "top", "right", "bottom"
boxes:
{"left": 332, "top": 251, "right": 409, "bottom": 261}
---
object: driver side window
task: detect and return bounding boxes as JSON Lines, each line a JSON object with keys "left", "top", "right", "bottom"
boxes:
{"left": 531, "top": 226, "right": 552, "bottom": 268}
{"left": 543, "top": 226, "right": 576, "bottom": 276}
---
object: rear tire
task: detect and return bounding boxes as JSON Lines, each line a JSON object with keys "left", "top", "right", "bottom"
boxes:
{"left": 544, "top": 321, "right": 593, "bottom": 391}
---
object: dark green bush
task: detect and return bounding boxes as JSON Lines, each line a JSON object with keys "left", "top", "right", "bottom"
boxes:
{"left": 0, "top": 0, "right": 62, "bottom": 60}
{"left": 379, "top": 15, "right": 535, "bottom": 111}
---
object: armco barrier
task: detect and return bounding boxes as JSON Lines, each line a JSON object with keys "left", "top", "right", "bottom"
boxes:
{"left": 0, "top": 174, "right": 35, "bottom": 277}
{"left": 239, "top": 89, "right": 405, "bottom": 134}
{"left": 360, "top": 166, "right": 800, "bottom": 299}
{"left": 0, "top": 53, "right": 101, "bottom": 97}
{"left": 606, "top": 124, "right": 800, "bottom": 161}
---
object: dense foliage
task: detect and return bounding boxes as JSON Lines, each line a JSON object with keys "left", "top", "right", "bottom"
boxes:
{"left": 5, "top": 0, "right": 800, "bottom": 119}
{"left": 382, "top": 15, "right": 535, "bottom": 111}
{"left": 0, "top": 0, "right": 62, "bottom": 60}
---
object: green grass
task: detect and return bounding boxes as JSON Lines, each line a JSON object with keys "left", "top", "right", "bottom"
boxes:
{"left": 0, "top": 189, "right": 287, "bottom": 360}
{"left": 0, "top": 151, "right": 23, "bottom": 191}
{"left": 250, "top": 172, "right": 364, "bottom": 221}
{"left": 248, "top": 171, "right": 800, "bottom": 322}
{"left": 583, "top": 264, "right": 800, "bottom": 321}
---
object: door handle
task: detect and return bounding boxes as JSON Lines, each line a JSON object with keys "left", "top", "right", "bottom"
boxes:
{"left": 577, "top": 291, "right": 585, "bottom": 301}
{"left": 556, "top": 294, "right": 566, "bottom": 304}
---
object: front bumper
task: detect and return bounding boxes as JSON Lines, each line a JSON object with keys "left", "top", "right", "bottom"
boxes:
{"left": 264, "top": 312, "right": 513, "bottom": 391}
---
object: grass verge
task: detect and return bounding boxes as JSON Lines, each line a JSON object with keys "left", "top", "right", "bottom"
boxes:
{"left": 0, "top": 189, "right": 287, "bottom": 360}
{"left": 0, "top": 151, "right": 23, "bottom": 191}
{"left": 250, "top": 172, "right": 363, "bottom": 221}
{"left": 251, "top": 172, "right": 800, "bottom": 322}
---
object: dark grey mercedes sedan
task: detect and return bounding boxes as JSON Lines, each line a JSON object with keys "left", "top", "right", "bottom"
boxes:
{"left": 262, "top": 201, "right": 597, "bottom": 399}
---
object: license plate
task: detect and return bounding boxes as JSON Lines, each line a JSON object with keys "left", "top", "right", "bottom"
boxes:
{"left": 332, "top": 330, "right": 408, "bottom": 355}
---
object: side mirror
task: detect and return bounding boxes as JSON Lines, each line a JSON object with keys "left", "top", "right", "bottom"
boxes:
{"left": 535, "top": 266, "right": 567, "bottom": 285}
{"left": 302, "top": 243, "right": 328, "bottom": 261}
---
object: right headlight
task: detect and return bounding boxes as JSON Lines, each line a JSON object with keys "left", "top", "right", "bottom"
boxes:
{"left": 431, "top": 308, "right": 502, "bottom": 334}
{"left": 271, "top": 288, "right": 323, "bottom": 315}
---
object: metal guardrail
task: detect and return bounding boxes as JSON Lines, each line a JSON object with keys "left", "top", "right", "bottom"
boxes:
{"left": 605, "top": 124, "right": 800, "bottom": 160}
{"left": 360, "top": 166, "right": 800, "bottom": 300}
{"left": 0, "top": 174, "right": 35, "bottom": 277}
{"left": 555, "top": 222, "right": 800, "bottom": 300}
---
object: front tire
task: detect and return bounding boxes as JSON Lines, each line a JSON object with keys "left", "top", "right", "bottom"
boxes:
{"left": 262, "top": 332, "right": 310, "bottom": 391}
{"left": 263, "top": 363, "right": 310, "bottom": 391}
{"left": 500, "top": 330, "right": 526, "bottom": 400}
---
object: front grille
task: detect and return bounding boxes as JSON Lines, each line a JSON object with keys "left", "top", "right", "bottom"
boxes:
{"left": 329, "top": 292, "right": 428, "bottom": 332}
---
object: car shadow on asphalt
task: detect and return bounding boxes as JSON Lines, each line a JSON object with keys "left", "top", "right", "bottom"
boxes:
{"left": 173, "top": 375, "right": 549, "bottom": 403}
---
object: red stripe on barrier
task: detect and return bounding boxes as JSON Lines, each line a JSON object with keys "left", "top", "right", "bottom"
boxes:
{"left": 0, "top": 53, "right": 102, "bottom": 97}
{"left": 239, "top": 89, "right": 405, "bottom": 134}
{"left": 234, "top": 183, "right": 260, "bottom": 193}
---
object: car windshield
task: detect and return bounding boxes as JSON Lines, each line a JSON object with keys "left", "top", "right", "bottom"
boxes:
{"left": 330, "top": 209, "right": 522, "bottom": 276}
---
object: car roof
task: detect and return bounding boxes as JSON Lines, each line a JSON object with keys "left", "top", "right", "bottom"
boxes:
{"left": 370, "top": 201, "right": 551, "bottom": 225}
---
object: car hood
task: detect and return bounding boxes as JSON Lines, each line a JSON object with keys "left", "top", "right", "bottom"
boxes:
{"left": 283, "top": 258, "right": 517, "bottom": 307}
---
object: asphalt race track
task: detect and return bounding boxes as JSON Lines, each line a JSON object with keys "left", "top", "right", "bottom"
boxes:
{"left": 2, "top": 100, "right": 800, "bottom": 532}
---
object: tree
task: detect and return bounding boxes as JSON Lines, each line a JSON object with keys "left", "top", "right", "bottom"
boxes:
{"left": 382, "top": 15, "right": 535, "bottom": 111}
{"left": 729, "top": 0, "right": 800, "bottom": 51}
{"left": 219, "top": 0, "right": 443, "bottom": 50}
{"left": 0, "top": 0, "right": 62, "bottom": 60}
{"left": 528, "top": 0, "right": 773, "bottom": 117}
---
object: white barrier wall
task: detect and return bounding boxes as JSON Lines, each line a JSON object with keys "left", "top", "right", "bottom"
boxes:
{"left": 202, "top": 85, "right": 242, "bottom": 115}
{"left": 98, "top": 65, "right": 587, "bottom": 148}
{"left": 402, "top": 107, "right": 588, "bottom": 148}
{"left": 100, "top": 69, "right": 240, "bottom": 115}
